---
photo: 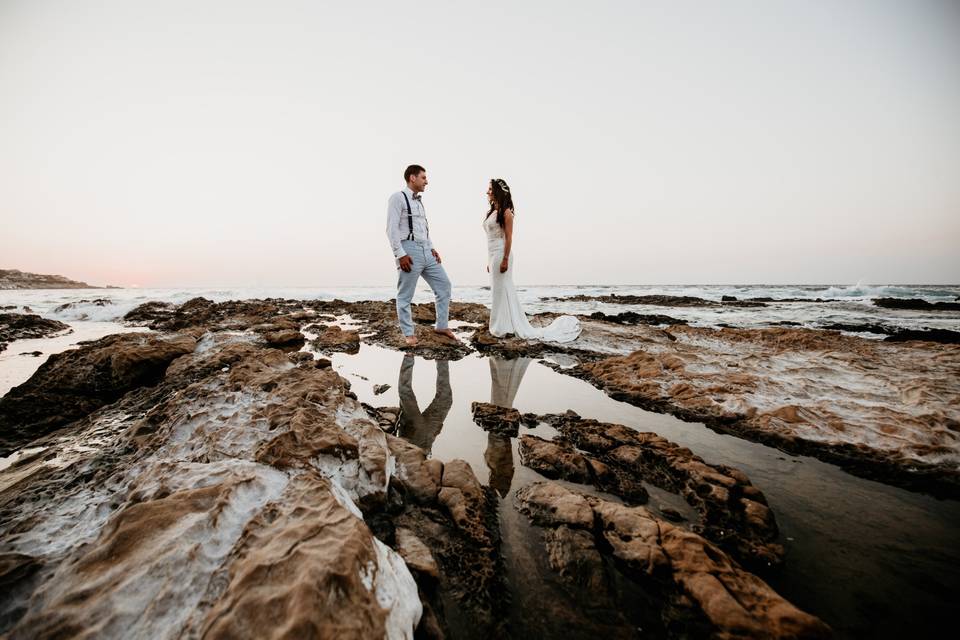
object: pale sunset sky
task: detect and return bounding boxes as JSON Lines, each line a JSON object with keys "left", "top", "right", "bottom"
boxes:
{"left": 1, "top": 0, "right": 958, "bottom": 288}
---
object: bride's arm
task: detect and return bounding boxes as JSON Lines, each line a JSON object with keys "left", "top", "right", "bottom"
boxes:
{"left": 500, "top": 210, "right": 514, "bottom": 273}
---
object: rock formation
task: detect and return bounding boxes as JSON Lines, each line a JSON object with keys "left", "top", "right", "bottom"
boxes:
{"left": 0, "top": 314, "right": 71, "bottom": 354}
{"left": 572, "top": 324, "right": 960, "bottom": 497}
{"left": 0, "top": 296, "right": 855, "bottom": 638}
{"left": 873, "top": 297, "right": 960, "bottom": 311}
{"left": 516, "top": 482, "right": 830, "bottom": 639}
{"left": 481, "top": 405, "right": 781, "bottom": 569}
{"left": 0, "top": 332, "right": 197, "bottom": 455}
{"left": 0, "top": 327, "right": 506, "bottom": 638}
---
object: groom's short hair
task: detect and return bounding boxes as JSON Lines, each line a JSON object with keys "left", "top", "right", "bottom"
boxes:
{"left": 404, "top": 164, "right": 426, "bottom": 181}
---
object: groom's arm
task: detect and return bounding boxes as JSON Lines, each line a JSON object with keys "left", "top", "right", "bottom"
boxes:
{"left": 386, "top": 194, "right": 408, "bottom": 259}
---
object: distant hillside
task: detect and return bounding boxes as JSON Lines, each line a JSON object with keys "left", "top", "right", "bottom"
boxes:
{"left": 0, "top": 269, "right": 117, "bottom": 290}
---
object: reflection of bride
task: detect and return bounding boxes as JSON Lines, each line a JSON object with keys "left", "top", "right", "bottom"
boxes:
{"left": 485, "top": 356, "right": 533, "bottom": 496}
{"left": 397, "top": 355, "right": 452, "bottom": 455}
{"left": 484, "top": 178, "right": 582, "bottom": 343}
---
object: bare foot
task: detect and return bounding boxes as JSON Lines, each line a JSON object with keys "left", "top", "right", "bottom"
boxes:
{"left": 404, "top": 335, "right": 419, "bottom": 347}
{"left": 434, "top": 328, "right": 459, "bottom": 342}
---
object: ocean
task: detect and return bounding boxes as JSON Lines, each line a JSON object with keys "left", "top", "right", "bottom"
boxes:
{"left": 3, "top": 283, "right": 959, "bottom": 334}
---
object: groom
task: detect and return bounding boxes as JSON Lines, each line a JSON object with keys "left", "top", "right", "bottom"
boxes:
{"left": 386, "top": 164, "right": 457, "bottom": 347}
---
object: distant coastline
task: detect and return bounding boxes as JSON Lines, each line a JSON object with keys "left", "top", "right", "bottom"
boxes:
{"left": 0, "top": 269, "right": 119, "bottom": 290}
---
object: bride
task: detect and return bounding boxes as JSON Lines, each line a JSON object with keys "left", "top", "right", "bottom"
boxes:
{"left": 484, "top": 178, "right": 581, "bottom": 342}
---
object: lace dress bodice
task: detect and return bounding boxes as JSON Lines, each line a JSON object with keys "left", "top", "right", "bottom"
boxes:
{"left": 483, "top": 212, "right": 505, "bottom": 243}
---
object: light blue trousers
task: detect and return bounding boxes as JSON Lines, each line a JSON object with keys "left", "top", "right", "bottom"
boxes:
{"left": 396, "top": 239, "right": 452, "bottom": 336}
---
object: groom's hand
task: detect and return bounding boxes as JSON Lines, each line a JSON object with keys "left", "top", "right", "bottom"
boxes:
{"left": 399, "top": 256, "right": 413, "bottom": 272}
{"left": 431, "top": 249, "right": 442, "bottom": 264}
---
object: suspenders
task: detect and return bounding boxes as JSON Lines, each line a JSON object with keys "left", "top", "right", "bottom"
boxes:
{"left": 401, "top": 192, "right": 415, "bottom": 241}
{"left": 400, "top": 192, "right": 428, "bottom": 242}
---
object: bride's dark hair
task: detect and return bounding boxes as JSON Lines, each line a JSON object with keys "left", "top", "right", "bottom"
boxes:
{"left": 487, "top": 178, "right": 514, "bottom": 228}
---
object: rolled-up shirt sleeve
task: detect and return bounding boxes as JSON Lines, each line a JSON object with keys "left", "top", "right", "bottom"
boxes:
{"left": 386, "top": 193, "right": 407, "bottom": 258}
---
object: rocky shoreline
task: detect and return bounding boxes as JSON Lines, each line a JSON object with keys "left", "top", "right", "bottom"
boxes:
{"left": 474, "top": 404, "right": 783, "bottom": 570}
{"left": 1, "top": 302, "right": 833, "bottom": 639}
{"left": 10, "top": 295, "right": 954, "bottom": 496}
{"left": 1, "top": 296, "right": 958, "bottom": 637}
{"left": 539, "top": 293, "right": 771, "bottom": 307}
{"left": 873, "top": 297, "right": 960, "bottom": 311}
{"left": 563, "top": 324, "right": 960, "bottom": 498}
{"left": 0, "top": 269, "right": 115, "bottom": 290}
{"left": 0, "top": 314, "right": 71, "bottom": 354}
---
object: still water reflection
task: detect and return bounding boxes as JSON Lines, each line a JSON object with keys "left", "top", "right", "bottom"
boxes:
{"left": 329, "top": 344, "right": 960, "bottom": 639}
{"left": 397, "top": 355, "right": 452, "bottom": 455}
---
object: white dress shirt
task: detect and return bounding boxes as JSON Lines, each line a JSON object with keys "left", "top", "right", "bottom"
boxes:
{"left": 386, "top": 187, "right": 432, "bottom": 258}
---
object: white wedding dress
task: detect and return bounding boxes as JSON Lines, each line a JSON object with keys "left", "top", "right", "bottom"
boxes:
{"left": 485, "top": 212, "right": 581, "bottom": 342}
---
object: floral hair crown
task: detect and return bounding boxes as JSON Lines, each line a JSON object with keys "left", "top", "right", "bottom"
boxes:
{"left": 494, "top": 178, "right": 511, "bottom": 193}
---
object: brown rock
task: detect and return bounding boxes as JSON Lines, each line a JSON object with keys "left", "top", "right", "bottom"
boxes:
{"left": 395, "top": 527, "right": 440, "bottom": 579}
{"left": 517, "top": 482, "right": 830, "bottom": 639}
{"left": 543, "top": 525, "right": 607, "bottom": 592}
{"left": 537, "top": 412, "right": 782, "bottom": 567}
{"left": 437, "top": 459, "right": 489, "bottom": 545}
{"left": 256, "top": 406, "right": 360, "bottom": 468}
{"left": 514, "top": 481, "right": 595, "bottom": 529}
{"left": 412, "top": 304, "right": 437, "bottom": 323}
{"left": 199, "top": 473, "right": 395, "bottom": 639}
{"left": 387, "top": 435, "right": 441, "bottom": 503}
{"left": 310, "top": 324, "right": 360, "bottom": 354}
{"left": 261, "top": 327, "right": 304, "bottom": 347}
{"left": 471, "top": 401, "right": 521, "bottom": 437}
{"left": 0, "top": 325, "right": 428, "bottom": 639}
{"left": 589, "top": 498, "right": 670, "bottom": 576}
{"left": 0, "top": 313, "right": 70, "bottom": 353}
{"left": 0, "top": 332, "right": 197, "bottom": 456}
{"left": 574, "top": 324, "right": 960, "bottom": 497}
{"left": 518, "top": 434, "right": 592, "bottom": 483}
{"left": 375, "top": 322, "right": 472, "bottom": 360}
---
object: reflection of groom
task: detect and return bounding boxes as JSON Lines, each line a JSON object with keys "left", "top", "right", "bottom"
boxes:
{"left": 397, "top": 355, "right": 453, "bottom": 455}
{"left": 386, "top": 164, "right": 457, "bottom": 347}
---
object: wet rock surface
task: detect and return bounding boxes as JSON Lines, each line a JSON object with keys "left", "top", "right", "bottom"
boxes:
{"left": 471, "top": 401, "right": 521, "bottom": 437}
{"left": 515, "top": 482, "right": 830, "bottom": 639}
{"left": 873, "top": 297, "right": 960, "bottom": 311}
{"left": 0, "top": 330, "right": 508, "bottom": 639}
{"left": 571, "top": 324, "right": 960, "bottom": 497}
{"left": 309, "top": 324, "right": 360, "bottom": 354}
{"left": 490, "top": 405, "right": 780, "bottom": 568}
{"left": 0, "top": 332, "right": 197, "bottom": 456}
{"left": 112, "top": 296, "right": 960, "bottom": 497}
{"left": 815, "top": 322, "right": 960, "bottom": 344}
{"left": 0, "top": 313, "right": 71, "bottom": 353}
{"left": 542, "top": 293, "right": 768, "bottom": 308}
{"left": 587, "top": 311, "right": 689, "bottom": 326}
{"left": 883, "top": 328, "right": 960, "bottom": 344}
{"left": 52, "top": 298, "right": 113, "bottom": 316}
{"left": 382, "top": 437, "right": 507, "bottom": 639}
{"left": 518, "top": 434, "right": 589, "bottom": 481}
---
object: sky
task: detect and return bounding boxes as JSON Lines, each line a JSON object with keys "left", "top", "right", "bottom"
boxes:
{"left": 1, "top": 0, "right": 958, "bottom": 288}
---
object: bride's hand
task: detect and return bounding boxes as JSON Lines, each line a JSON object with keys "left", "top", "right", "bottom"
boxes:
{"left": 499, "top": 258, "right": 509, "bottom": 273}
